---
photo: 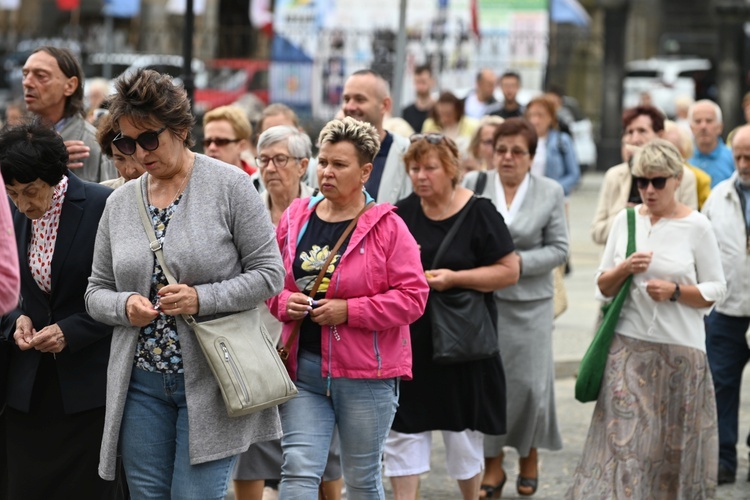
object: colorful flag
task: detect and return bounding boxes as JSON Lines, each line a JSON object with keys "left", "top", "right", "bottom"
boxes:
{"left": 56, "top": 0, "right": 79, "bottom": 10}
{"left": 250, "top": 0, "right": 273, "bottom": 36}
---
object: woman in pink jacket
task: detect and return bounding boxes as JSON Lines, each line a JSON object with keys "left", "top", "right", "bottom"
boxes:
{"left": 267, "top": 117, "right": 429, "bottom": 499}
{"left": 0, "top": 176, "right": 20, "bottom": 314}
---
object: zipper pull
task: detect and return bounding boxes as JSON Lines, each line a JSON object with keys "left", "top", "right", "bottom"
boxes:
{"left": 326, "top": 374, "right": 332, "bottom": 397}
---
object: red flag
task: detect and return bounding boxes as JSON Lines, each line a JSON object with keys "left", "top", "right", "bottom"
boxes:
{"left": 470, "top": 0, "right": 480, "bottom": 39}
{"left": 56, "top": 0, "right": 79, "bottom": 10}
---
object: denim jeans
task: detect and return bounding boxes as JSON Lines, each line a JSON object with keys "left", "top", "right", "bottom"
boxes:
{"left": 705, "top": 310, "right": 750, "bottom": 474}
{"left": 279, "top": 350, "right": 399, "bottom": 500}
{"left": 120, "top": 368, "right": 238, "bottom": 499}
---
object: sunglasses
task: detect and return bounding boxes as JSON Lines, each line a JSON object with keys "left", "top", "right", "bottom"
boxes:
{"left": 634, "top": 176, "right": 673, "bottom": 190}
{"left": 202, "top": 137, "right": 241, "bottom": 148}
{"left": 112, "top": 127, "right": 166, "bottom": 155}
{"left": 409, "top": 133, "right": 446, "bottom": 145}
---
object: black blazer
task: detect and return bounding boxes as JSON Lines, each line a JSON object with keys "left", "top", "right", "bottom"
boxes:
{"left": 1, "top": 173, "right": 113, "bottom": 414}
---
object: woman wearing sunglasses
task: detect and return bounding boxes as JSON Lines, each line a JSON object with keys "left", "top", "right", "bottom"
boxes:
{"left": 462, "top": 118, "right": 569, "bottom": 498}
{"left": 383, "top": 133, "right": 519, "bottom": 500}
{"left": 85, "top": 69, "right": 285, "bottom": 499}
{"left": 568, "top": 139, "right": 726, "bottom": 498}
{"left": 266, "top": 117, "right": 428, "bottom": 499}
{"left": 96, "top": 112, "right": 147, "bottom": 190}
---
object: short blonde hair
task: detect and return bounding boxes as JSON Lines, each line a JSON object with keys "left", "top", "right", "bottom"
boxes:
{"left": 663, "top": 120, "right": 694, "bottom": 159}
{"left": 632, "top": 138, "right": 684, "bottom": 178}
{"left": 202, "top": 105, "right": 252, "bottom": 141}
{"left": 317, "top": 116, "right": 380, "bottom": 165}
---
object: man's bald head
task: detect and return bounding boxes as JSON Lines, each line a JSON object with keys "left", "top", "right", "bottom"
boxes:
{"left": 342, "top": 70, "right": 391, "bottom": 136}
{"left": 732, "top": 124, "right": 750, "bottom": 186}
{"left": 476, "top": 68, "right": 496, "bottom": 102}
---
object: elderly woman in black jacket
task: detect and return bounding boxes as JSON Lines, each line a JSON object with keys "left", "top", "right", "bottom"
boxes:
{"left": 0, "top": 120, "right": 116, "bottom": 499}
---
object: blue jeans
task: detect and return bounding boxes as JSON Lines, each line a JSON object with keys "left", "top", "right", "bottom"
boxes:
{"left": 705, "top": 310, "right": 750, "bottom": 474}
{"left": 279, "top": 350, "right": 399, "bottom": 499}
{"left": 120, "top": 368, "right": 238, "bottom": 499}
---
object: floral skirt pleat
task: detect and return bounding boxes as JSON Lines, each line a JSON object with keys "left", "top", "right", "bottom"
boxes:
{"left": 567, "top": 333, "right": 718, "bottom": 500}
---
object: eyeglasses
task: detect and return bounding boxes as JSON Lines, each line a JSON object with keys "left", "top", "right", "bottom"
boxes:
{"left": 409, "top": 133, "right": 446, "bottom": 145}
{"left": 112, "top": 127, "right": 166, "bottom": 155}
{"left": 202, "top": 137, "right": 241, "bottom": 148}
{"left": 494, "top": 146, "right": 530, "bottom": 157}
{"left": 255, "top": 154, "right": 301, "bottom": 169}
{"left": 634, "top": 176, "right": 673, "bottom": 190}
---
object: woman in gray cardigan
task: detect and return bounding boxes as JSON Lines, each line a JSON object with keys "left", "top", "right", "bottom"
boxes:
{"left": 463, "top": 118, "right": 568, "bottom": 498}
{"left": 85, "top": 69, "right": 285, "bottom": 499}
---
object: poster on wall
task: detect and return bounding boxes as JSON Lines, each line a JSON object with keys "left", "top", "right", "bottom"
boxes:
{"left": 271, "top": 0, "right": 548, "bottom": 120}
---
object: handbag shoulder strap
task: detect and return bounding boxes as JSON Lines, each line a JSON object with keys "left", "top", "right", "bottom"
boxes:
{"left": 279, "top": 200, "right": 375, "bottom": 360}
{"left": 626, "top": 206, "right": 636, "bottom": 257}
{"left": 474, "top": 171, "right": 488, "bottom": 195}
{"left": 431, "top": 195, "right": 478, "bottom": 269}
{"left": 136, "top": 175, "right": 199, "bottom": 326}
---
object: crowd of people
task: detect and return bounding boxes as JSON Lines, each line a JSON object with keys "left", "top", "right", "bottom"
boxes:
{"left": 0, "top": 44, "right": 748, "bottom": 500}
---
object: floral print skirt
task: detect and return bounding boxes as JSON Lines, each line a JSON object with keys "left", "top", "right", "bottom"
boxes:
{"left": 567, "top": 333, "right": 718, "bottom": 499}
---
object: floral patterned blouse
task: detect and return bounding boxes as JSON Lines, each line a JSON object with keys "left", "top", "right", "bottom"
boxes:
{"left": 134, "top": 195, "right": 184, "bottom": 373}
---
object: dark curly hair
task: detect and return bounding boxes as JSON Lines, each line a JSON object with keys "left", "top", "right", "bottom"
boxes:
{"left": 0, "top": 119, "right": 68, "bottom": 186}
{"left": 108, "top": 68, "right": 195, "bottom": 148}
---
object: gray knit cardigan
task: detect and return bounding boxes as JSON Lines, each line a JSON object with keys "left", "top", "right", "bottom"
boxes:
{"left": 86, "top": 155, "right": 285, "bottom": 480}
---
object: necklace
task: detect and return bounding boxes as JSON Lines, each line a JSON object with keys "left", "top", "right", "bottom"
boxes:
{"left": 422, "top": 188, "right": 456, "bottom": 220}
{"left": 148, "top": 157, "right": 194, "bottom": 207}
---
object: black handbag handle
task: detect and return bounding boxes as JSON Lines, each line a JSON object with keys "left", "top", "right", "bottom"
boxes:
{"left": 431, "top": 196, "right": 478, "bottom": 269}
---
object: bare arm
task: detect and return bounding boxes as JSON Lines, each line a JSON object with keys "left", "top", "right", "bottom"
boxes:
{"left": 597, "top": 250, "right": 653, "bottom": 298}
{"left": 426, "top": 252, "right": 521, "bottom": 293}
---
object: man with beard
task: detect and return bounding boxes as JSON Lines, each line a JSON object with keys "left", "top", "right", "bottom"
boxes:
{"left": 689, "top": 99, "right": 734, "bottom": 188}
{"left": 703, "top": 124, "right": 750, "bottom": 485}
{"left": 22, "top": 46, "right": 116, "bottom": 182}
{"left": 401, "top": 64, "right": 435, "bottom": 133}
{"left": 338, "top": 69, "right": 411, "bottom": 204}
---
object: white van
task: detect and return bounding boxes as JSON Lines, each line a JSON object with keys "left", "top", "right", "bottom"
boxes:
{"left": 622, "top": 57, "right": 714, "bottom": 118}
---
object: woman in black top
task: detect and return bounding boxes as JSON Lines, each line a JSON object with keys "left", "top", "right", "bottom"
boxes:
{"left": 383, "top": 133, "right": 520, "bottom": 500}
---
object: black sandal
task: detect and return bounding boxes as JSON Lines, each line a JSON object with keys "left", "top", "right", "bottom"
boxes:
{"left": 516, "top": 475, "right": 538, "bottom": 496}
{"left": 479, "top": 472, "right": 507, "bottom": 499}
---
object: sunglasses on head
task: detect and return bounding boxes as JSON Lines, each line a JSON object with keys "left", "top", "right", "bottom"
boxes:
{"left": 634, "top": 176, "right": 673, "bottom": 190}
{"left": 202, "top": 137, "right": 241, "bottom": 148}
{"left": 409, "top": 133, "right": 446, "bottom": 145}
{"left": 112, "top": 127, "right": 167, "bottom": 156}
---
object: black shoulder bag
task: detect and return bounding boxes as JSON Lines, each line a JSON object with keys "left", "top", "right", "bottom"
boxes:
{"left": 428, "top": 196, "right": 500, "bottom": 364}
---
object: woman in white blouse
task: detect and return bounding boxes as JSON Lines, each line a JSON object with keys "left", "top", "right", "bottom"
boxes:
{"left": 567, "top": 139, "right": 726, "bottom": 498}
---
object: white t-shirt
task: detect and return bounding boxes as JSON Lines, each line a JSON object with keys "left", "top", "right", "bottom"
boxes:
{"left": 463, "top": 92, "right": 488, "bottom": 119}
{"left": 530, "top": 136, "right": 547, "bottom": 177}
{"left": 597, "top": 207, "right": 726, "bottom": 352}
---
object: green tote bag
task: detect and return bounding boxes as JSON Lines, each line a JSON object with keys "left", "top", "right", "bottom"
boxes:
{"left": 575, "top": 207, "right": 636, "bottom": 403}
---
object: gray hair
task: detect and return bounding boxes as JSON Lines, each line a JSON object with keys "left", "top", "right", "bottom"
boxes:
{"left": 257, "top": 125, "right": 312, "bottom": 159}
{"left": 688, "top": 99, "right": 723, "bottom": 124}
{"left": 318, "top": 116, "right": 380, "bottom": 165}
{"left": 632, "top": 138, "right": 684, "bottom": 178}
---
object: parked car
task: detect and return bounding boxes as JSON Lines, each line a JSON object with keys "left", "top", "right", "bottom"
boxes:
{"left": 622, "top": 56, "right": 715, "bottom": 118}
{"left": 193, "top": 58, "right": 269, "bottom": 115}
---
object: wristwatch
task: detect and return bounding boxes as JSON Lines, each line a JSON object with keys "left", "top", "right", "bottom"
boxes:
{"left": 669, "top": 282, "right": 681, "bottom": 302}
